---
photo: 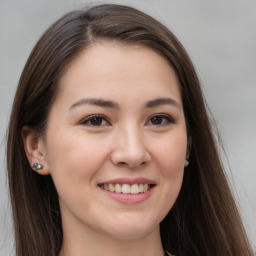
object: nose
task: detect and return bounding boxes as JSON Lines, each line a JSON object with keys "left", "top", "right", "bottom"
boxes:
{"left": 110, "top": 126, "right": 151, "bottom": 168}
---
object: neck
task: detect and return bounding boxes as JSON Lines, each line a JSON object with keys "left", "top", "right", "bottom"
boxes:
{"left": 59, "top": 224, "right": 165, "bottom": 256}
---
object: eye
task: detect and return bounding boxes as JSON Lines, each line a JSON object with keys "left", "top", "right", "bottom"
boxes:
{"left": 146, "top": 114, "right": 174, "bottom": 126}
{"left": 80, "top": 115, "right": 110, "bottom": 127}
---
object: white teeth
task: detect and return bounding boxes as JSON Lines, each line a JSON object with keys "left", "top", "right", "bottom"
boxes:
{"left": 100, "top": 183, "right": 152, "bottom": 194}
{"left": 143, "top": 184, "right": 149, "bottom": 193}
{"left": 109, "top": 184, "right": 115, "bottom": 192}
{"left": 131, "top": 184, "right": 139, "bottom": 194}
{"left": 115, "top": 184, "right": 122, "bottom": 193}
{"left": 122, "top": 184, "right": 131, "bottom": 194}
{"left": 139, "top": 184, "right": 144, "bottom": 193}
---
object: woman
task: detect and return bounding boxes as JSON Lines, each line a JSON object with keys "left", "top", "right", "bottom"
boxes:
{"left": 6, "top": 4, "right": 253, "bottom": 256}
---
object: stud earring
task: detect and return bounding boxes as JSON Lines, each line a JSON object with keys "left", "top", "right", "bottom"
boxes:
{"left": 184, "top": 160, "right": 189, "bottom": 167}
{"left": 32, "top": 163, "right": 43, "bottom": 171}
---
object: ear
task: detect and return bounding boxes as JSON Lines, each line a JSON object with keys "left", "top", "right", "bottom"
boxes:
{"left": 22, "top": 126, "right": 50, "bottom": 175}
{"left": 184, "top": 136, "right": 192, "bottom": 167}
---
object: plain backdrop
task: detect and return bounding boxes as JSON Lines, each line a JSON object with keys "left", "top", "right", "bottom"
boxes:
{"left": 0, "top": 0, "right": 255, "bottom": 255}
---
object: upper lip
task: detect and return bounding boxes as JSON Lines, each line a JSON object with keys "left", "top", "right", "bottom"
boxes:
{"left": 98, "top": 177, "right": 156, "bottom": 185}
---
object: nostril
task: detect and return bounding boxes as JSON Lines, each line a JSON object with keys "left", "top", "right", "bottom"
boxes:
{"left": 117, "top": 161, "right": 147, "bottom": 168}
{"left": 119, "top": 162, "right": 127, "bottom": 166}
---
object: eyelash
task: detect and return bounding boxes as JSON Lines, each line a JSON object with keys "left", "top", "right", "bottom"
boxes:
{"left": 146, "top": 114, "right": 175, "bottom": 126}
{"left": 79, "top": 114, "right": 174, "bottom": 127}
{"left": 79, "top": 114, "right": 110, "bottom": 127}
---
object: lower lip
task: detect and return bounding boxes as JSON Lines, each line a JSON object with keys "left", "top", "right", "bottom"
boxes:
{"left": 99, "top": 186, "right": 154, "bottom": 204}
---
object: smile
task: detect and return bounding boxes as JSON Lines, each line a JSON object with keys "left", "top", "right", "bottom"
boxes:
{"left": 99, "top": 183, "right": 153, "bottom": 194}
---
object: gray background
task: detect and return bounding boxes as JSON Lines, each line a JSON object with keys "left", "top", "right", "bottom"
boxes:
{"left": 0, "top": 0, "right": 255, "bottom": 255}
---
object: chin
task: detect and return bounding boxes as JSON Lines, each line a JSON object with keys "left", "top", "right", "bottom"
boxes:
{"left": 101, "top": 214, "right": 160, "bottom": 240}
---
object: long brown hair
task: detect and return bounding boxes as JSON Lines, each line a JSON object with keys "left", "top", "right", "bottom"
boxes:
{"left": 7, "top": 4, "right": 253, "bottom": 256}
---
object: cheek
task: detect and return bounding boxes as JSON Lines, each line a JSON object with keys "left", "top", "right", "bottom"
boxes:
{"left": 152, "top": 134, "right": 186, "bottom": 213}
{"left": 155, "top": 134, "right": 187, "bottom": 175}
{"left": 45, "top": 131, "right": 109, "bottom": 192}
{"left": 159, "top": 141, "right": 185, "bottom": 192}
{"left": 45, "top": 132, "right": 111, "bottom": 216}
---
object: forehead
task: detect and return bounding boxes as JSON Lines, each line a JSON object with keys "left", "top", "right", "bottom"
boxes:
{"left": 56, "top": 42, "right": 182, "bottom": 107}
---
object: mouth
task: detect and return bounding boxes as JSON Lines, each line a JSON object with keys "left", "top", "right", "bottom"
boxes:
{"left": 98, "top": 183, "right": 155, "bottom": 194}
{"left": 97, "top": 178, "right": 156, "bottom": 203}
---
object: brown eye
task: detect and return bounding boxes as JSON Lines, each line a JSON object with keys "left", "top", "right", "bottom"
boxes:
{"left": 151, "top": 116, "right": 163, "bottom": 125}
{"left": 90, "top": 117, "right": 103, "bottom": 126}
{"left": 147, "top": 114, "right": 174, "bottom": 126}
{"left": 80, "top": 115, "right": 110, "bottom": 127}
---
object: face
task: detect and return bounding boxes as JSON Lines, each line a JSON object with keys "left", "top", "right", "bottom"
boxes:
{"left": 41, "top": 43, "right": 189, "bottom": 240}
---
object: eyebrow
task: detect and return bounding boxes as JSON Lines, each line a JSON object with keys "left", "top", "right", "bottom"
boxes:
{"left": 69, "top": 97, "right": 180, "bottom": 110}
{"left": 145, "top": 97, "right": 180, "bottom": 109}
{"left": 69, "top": 98, "right": 120, "bottom": 110}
